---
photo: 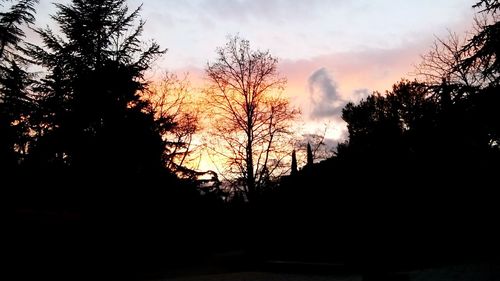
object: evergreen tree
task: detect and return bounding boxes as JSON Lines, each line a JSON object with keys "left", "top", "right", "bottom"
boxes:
{"left": 306, "top": 142, "right": 313, "bottom": 166}
{"left": 291, "top": 150, "right": 298, "bottom": 175}
{"left": 459, "top": 0, "right": 500, "bottom": 149}
{"left": 0, "top": 0, "right": 38, "bottom": 59}
{"left": 0, "top": 0, "right": 37, "bottom": 171}
{"left": 25, "top": 0, "right": 166, "bottom": 178}
{"left": 462, "top": 0, "right": 500, "bottom": 85}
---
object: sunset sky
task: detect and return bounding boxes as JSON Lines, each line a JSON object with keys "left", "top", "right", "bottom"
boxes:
{"left": 33, "top": 0, "right": 476, "bottom": 133}
{"left": 130, "top": 0, "right": 476, "bottom": 139}
{"left": 30, "top": 0, "right": 478, "bottom": 170}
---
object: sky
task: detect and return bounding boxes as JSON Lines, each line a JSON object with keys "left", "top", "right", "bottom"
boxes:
{"left": 32, "top": 0, "right": 477, "bottom": 128}
{"left": 122, "top": 0, "right": 476, "bottom": 140}
{"left": 28, "top": 0, "right": 478, "bottom": 169}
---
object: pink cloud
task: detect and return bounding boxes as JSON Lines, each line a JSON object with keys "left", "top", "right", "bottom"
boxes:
{"left": 281, "top": 42, "right": 428, "bottom": 97}
{"left": 167, "top": 40, "right": 430, "bottom": 123}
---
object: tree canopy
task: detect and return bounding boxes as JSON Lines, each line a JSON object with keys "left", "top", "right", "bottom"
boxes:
{"left": 23, "top": 0, "right": 165, "bottom": 179}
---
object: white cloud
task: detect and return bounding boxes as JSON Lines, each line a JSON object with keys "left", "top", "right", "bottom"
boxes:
{"left": 308, "top": 68, "right": 346, "bottom": 119}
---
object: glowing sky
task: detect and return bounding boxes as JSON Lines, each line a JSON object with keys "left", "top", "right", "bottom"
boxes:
{"left": 32, "top": 0, "right": 477, "bottom": 142}
{"left": 126, "top": 0, "right": 476, "bottom": 139}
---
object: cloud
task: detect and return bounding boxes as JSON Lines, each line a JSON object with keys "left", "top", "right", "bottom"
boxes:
{"left": 308, "top": 68, "right": 346, "bottom": 119}
{"left": 309, "top": 68, "right": 339, "bottom": 101}
{"left": 198, "top": 0, "right": 337, "bottom": 24}
{"left": 351, "top": 88, "right": 371, "bottom": 103}
{"left": 278, "top": 40, "right": 435, "bottom": 121}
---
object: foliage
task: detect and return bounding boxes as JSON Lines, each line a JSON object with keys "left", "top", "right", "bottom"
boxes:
{"left": 0, "top": 0, "right": 38, "bottom": 59}
{"left": 462, "top": 0, "right": 500, "bottom": 86}
{"left": 0, "top": 0, "right": 37, "bottom": 171}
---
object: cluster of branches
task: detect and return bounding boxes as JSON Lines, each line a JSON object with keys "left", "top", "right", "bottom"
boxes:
{"left": 143, "top": 72, "right": 201, "bottom": 176}
{"left": 415, "top": 0, "right": 500, "bottom": 89}
{"left": 205, "top": 35, "right": 299, "bottom": 200}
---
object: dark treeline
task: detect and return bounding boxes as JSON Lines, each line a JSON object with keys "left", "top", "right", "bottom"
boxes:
{"left": 2, "top": 0, "right": 500, "bottom": 280}
{"left": 1, "top": 0, "right": 224, "bottom": 280}
{"left": 267, "top": 0, "right": 500, "bottom": 273}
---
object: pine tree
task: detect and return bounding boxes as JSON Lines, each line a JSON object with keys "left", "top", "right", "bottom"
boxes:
{"left": 462, "top": 0, "right": 500, "bottom": 85}
{"left": 0, "top": 0, "right": 38, "bottom": 59}
{"left": 0, "top": 0, "right": 37, "bottom": 171}
{"left": 25, "top": 0, "right": 166, "bottom": 177}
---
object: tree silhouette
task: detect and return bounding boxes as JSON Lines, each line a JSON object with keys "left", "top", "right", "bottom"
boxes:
{"left": 24, "top": 0, "right": 165, "bottom": 177}
{"left": 0, "top": 0, "right": 38, "bottom": 59}
{"left": 306, "top": 142, "right": 313, "bottom": 166}
{"left": 0, "top": 0, "right": 37, "bottom": 172}
{"left": 0, "top": 60, "right": 33, "bottom": 171}
{"left": 205, "top": 35, "right": 299, "bottom": 200}
{"left": 414, "top": 31, "right": 484, "bottom": 88}
{"left": 457, "top": 0, "right": 500, "bottom": 149}
{"left": 143, "top": 72, "right": 201, "bottom": 176}
{"left": 462, "top": 0, "right": 500, "bottom": 85}
{"left": 5, "top": 3, "right": 224, "bottom": 278}
{"left": 291, "top": 149, "right": 298, "bottom": 175}
{"left": 339, "top": 80, "right": 440, "bottom": 164}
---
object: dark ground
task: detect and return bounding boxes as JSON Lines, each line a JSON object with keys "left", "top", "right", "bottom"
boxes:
{"left": 161, "top": 258, "right": 500, "bottom": 281}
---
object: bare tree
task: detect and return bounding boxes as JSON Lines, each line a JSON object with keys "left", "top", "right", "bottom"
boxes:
{"left": 414, "top": 31, "right": 484, "bottom": 88}
{"left": 142, "top": 72, "right": 200, "bottom": 175}
{"left": 205, "top": 35, "right": 299, "bottom": 200}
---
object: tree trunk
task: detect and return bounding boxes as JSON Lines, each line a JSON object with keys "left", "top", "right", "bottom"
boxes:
{"left": 246, "top": 139, "right": 255, "bottom": 201}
